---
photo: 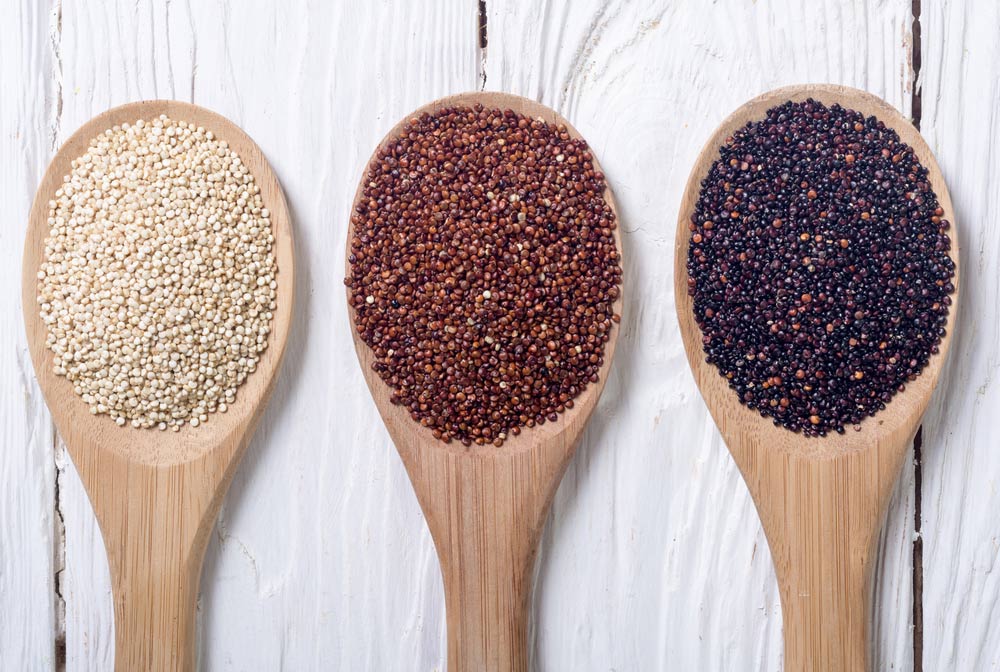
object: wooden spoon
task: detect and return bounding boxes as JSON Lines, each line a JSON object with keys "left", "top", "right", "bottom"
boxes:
{"left": 347, "top": 92, "right": 623, "bottom": 671}
{"left": 22, "top": 101, "right": 295, "bottom": 671}
{"left": 675, "top": 84, "right": 959, "bottom": 671}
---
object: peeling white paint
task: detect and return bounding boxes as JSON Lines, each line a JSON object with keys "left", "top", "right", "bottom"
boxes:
{"left": 920, "top": 1, "right": 1000, "bottom": 670}
{"left": 0, "top": 0, "right": 60, "bottom": 667}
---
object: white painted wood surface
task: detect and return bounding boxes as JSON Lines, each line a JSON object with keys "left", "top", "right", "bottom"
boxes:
{"left": 919, "top": 1, "right": 1000, "bottom": 669}
{"left": 1, "top": 0, "right": 58, "bottom": 667}
{"left": 1, "top": 0, "right": 996, "bottom": 669}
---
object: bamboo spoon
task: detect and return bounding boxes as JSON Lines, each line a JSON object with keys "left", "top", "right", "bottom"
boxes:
{"left": 347, "top": 92, "right": 623, "bottom": 671}
{"left": 675, "top": 84, "right": 959, "bottom": 671}
{"left": 22, "top": 101, "right": 295, "bottom": 671}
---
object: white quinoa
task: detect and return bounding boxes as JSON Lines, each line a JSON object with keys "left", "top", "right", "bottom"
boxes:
{"left": 36, "top": 115, "right": 277, "bottom": 431}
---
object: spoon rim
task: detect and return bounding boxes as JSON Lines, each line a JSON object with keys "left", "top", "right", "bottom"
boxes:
{"left": 674, "top": 83, "right": 960, "bottom": 459}
{"left": 22, "top": 100, "right": 296, "bottom": 467}
{"left": 346, "top": 91, "right": 625, "bottom": 457}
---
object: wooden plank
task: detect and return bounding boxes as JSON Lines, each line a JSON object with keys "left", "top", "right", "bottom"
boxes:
{"left": 51, "top": 0, "right": 477, "bottom": 669}
{"left": 484, "top": 1, "right": 918, "bottom": 669}
{"left": 15, "top": 0, "right": 996, "bottom": 670}
{"left": 918, "top": 0, "right": 1000, "bottom": 668}
{"left": 0, "top": 0, "right": 59, "bottom": 667}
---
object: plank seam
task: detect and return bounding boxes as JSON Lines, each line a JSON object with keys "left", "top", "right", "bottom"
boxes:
{"left": 910, "top": 1, "right": 924, "bottom": 669}
{"left": 53, "top": 450, "right": 66, "bottom": 671}
{"left": 477, "top": 0, "right": 488, "bottom": 90}
{"left": 47, "top": 0, "right": 67, "bottom": 668}
{"left": 910, "top": 0, "right": 922, "bottom": 130}
{"left": 912, "top": 425, "right": 924, "bottom": 672}
{"left": 47, "top": 0, "right": 62, "bottom": 153}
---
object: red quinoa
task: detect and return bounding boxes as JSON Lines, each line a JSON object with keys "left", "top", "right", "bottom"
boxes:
{"left": 348, "top": 105, "right": 622, "bottom": 446}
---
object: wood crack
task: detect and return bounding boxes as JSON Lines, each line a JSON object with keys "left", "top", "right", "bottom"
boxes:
{"left": 47, "top": 1, "right": 67, "bottom": 668}
{"left": 912, "top": 426, "right": 924, "bottom": 671}
{"left": 477, "top": 0, "right": 487, "bottom": 90}
{"left": 47, "top": 0, "right": 62, "bottom": 153}
{"left": 53, "top": 447, "right": 67, "bottom": 671}
{"left": 910, "top": 1, "right": 924, "bottom": 669}
{"left": 910, "top": 0, "right": 922, "bottom": 131}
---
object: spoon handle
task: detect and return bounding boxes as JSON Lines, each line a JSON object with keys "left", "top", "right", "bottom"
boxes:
{"left": 106, "top": 504, "right": 201, "bottom": 671}
{"left": 400, "top": 445, "right": 575, "bottom": 672}
{"left": 736, "top": 442, "right": 909, "bottom": 671}
{"left": 73, "top": 447, "right": 232, "bottom": 671}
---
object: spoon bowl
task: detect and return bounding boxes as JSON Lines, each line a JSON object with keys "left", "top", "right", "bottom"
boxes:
{"left": 675, "top": 84, "right": 959, "bottom": 670}
{"left": 22, "top": 100, "right": 295, "bottom": 670}
{"left": 347, "top": 92, "right": 623, "bottom": 671}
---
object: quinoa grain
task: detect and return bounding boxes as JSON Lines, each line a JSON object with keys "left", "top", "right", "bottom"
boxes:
{"left": 37, "top": 115, "right": 277, "bottom": 430}
{"left": 688, "top": 99, "right": 954, "bottom": 437}
{"left": 348, "top": 105, "right": 621, "bottom": 446}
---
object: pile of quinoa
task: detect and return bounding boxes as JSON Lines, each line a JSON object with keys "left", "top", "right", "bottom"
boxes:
{"left": 347, "top": 105, "right": 622, "bottom": 447}
{"left": 37, "top": 115, "right": 277, "bottom": 430}
{"left": 687, "top": 99, "right": 955, "bottom": 436}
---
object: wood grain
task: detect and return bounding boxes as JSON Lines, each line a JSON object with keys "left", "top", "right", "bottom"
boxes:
{"left": 346, "top": 91, "right": 624, "bottom": 671}
{"left": 178, "top": 2, "right": 481, "bottom": 669}
{"left": 918, "top": 1, "right": 1000, "bottom": 669}
{"left": 674, "top": 85, "right": 959, "bottom": 671}
{"left": 484, "top": 2, "right": 923, "bottom": 670}
{"left": 0, "top": 0, "right": 59, "bottom": 666}
{"left": 22, "top": 100, "right": 295, "bottom": 670}
{"left": 3, "top": 0, "right": 998, "bottom": 670}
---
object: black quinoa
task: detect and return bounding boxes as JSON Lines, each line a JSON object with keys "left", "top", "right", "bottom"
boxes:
{"left": 348, "top": 105, "right": 622, "bottom": 447}
{"left": 687, "top": 99, "right": 955, "bottom": 437}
